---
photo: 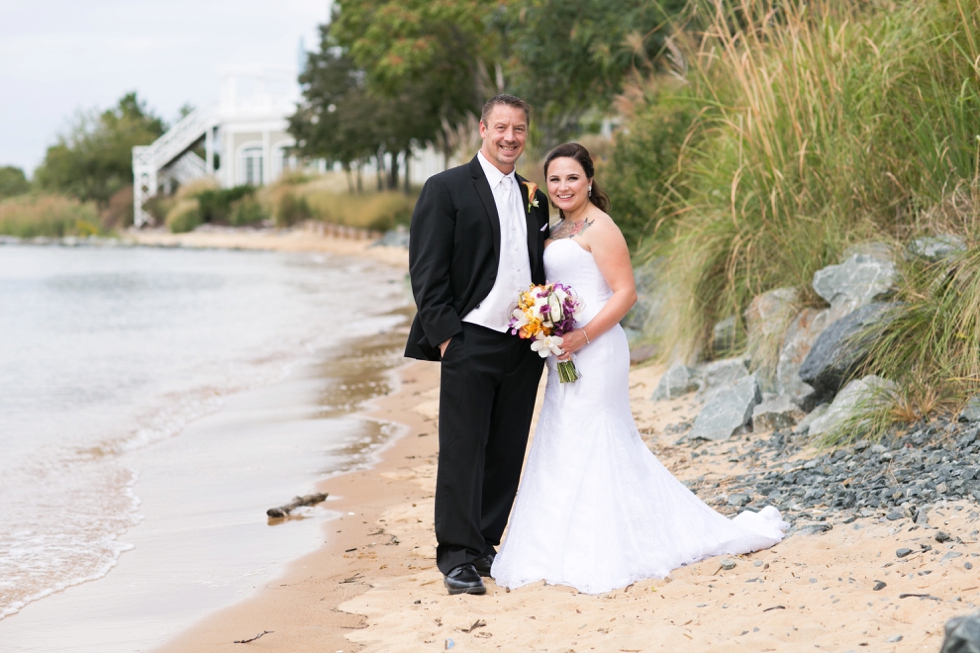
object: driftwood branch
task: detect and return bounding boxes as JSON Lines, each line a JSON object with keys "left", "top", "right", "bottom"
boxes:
{"left": 234, "top": 630, "right": 273, "bottom": 644}
{"left": 266, "top": 492, "right": 328, "bottom": 518}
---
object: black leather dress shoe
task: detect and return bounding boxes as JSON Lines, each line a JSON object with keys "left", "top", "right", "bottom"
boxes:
{"left": 473, "top": 552, "right": 496, "bottom": 578}
{"left": 444, "top": 563, "right": 486, "bottom": 595}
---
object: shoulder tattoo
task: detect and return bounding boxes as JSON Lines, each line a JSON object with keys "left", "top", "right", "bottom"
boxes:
{"left": 552, "top": 217, "right": 595, "bottom": 240}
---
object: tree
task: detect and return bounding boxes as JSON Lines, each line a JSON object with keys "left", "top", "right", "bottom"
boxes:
{"left": 34, "top": 92, "right": 166, "bottom": 206}
{"left": 505, "top": 0, "right": 689, "bottom": 147}
{"left": 0, "top": 166, "right": 30, "bottom": 199}
{"left": 332, "top": 0, "right": 500, "bottom": 176}
{"left": 291, "top": 17, "right": 453, "bottom": 192}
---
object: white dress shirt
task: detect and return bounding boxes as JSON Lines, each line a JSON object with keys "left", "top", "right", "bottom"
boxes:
{"left": 462, "top": 151, "right": 532, "bottom": 332}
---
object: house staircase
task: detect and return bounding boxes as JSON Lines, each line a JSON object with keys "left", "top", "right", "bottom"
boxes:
{"left": 132, "top": 105, "right": 218, "bottom": 227}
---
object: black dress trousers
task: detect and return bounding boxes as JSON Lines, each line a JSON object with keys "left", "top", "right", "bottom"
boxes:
{"left": 434, "top": 322, "right": 544, "bottom": 574}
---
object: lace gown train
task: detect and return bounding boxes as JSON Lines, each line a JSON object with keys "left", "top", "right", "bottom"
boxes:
{"left": 491, "top": 239, "right": 789, "bottom": 595}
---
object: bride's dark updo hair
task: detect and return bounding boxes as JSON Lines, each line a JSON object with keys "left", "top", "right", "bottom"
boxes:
{"left": 543, "top": 142, "right": 610, "bottom": 219}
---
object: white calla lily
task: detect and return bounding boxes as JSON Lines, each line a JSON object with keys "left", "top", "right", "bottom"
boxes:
{"left": 530, "top": 334, "right": 564, "bottom": 358}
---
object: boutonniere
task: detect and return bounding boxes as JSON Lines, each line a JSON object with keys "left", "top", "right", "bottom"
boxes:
{"left": 522, "top": 181, "right": 540, "bottom": 213}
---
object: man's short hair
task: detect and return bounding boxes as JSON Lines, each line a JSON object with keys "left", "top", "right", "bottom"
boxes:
{"left": 481, "top": 94, "right": 531, "bottom": 126}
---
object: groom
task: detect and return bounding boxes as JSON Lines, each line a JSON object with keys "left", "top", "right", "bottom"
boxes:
{"left": 405, "top": 94, "right": 550, "bottom": 595}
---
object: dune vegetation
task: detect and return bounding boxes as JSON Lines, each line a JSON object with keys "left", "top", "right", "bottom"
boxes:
{"left": 603, "top": 0, "right": 980, "bottom": 443}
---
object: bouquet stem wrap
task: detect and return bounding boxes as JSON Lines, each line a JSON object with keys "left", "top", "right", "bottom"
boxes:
{"left": 508, "top": 282, "right": 585, "bottom": 384}
{"left": 556, "top": 359, "right": 579, "bottom": 384}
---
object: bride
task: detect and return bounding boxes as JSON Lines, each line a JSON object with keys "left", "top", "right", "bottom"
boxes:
{"left": 490, "top": 142, "right": 789, "bottom": 594}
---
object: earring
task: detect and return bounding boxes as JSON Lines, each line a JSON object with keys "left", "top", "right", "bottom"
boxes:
{"left": 588, "top": 185, "right": 592, "bottom": 197}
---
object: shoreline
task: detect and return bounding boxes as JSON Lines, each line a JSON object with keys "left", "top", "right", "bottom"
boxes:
{"left": 150, "top": 358, "right": 442, "bottom": 653}
{"left": 125, "top": 226, "right": 410, "bottom": 269}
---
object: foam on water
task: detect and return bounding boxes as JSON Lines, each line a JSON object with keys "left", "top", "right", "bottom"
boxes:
{"left": 0, "top": 245, "right": 407, "bottom": 622}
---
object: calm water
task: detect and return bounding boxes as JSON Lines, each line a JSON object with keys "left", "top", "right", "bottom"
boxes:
{"left": 0, "top": 244, "right": 407, "bottom": 625}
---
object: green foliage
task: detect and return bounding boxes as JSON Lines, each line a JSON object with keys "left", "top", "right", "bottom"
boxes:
{"left": 0, "top": 195, "right": 101, "bottom": 238}
{"left": 292, "top": 1, "right": 693, "bottom": 183}
{"left": 165, "top": 199, "right": 202, "bottom": 233}
{"left": 0, "top": 166, "right": 30, "bottom": 199}
{"left": 293, "top": 12, "right": 474, "bottom": 191}
{"left": 268, "top": 188, "right": 309, "bottom": 228}
{"left": 504, "top": 0, "right": 688, "bottom": 146}
{"left": 615, "top": 0, "right": 980, "bottom": 360}
{"left": 230, "top": 196, "right": 269, "bottom": 227}
{"left": 602, "top": 85, "right": 696, "bottom": 251}
{"left": 34, "top": 92, "right": 166, "bottom": 206}
{"left": 196, "top": 186, "right": 255, "bottom": 223}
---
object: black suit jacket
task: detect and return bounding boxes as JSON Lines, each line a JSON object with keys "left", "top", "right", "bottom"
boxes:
{"left": 405, "top": 155, "right": 550, "bottom": 361}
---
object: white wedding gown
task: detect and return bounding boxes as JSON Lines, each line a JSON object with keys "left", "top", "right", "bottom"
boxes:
{"left": 491, "top": 239, "right": 789, "bottom": 594}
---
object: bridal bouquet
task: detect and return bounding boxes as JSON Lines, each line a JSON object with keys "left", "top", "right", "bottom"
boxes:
{"left": 508, "top": 282, "right": 584, "bottom": 383}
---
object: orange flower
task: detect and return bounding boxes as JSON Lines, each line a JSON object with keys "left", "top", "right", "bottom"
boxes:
{"left": 522, "top": 181, "right": 540, "bottom": 213}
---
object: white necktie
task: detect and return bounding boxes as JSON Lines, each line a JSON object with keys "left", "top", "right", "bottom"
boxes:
{"left": 499, "top": 176, "right": 514, "bottom": 218}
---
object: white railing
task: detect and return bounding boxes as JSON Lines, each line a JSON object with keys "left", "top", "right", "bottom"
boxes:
{"left": 132, "top": 106, "right": 218, "bottom": 227}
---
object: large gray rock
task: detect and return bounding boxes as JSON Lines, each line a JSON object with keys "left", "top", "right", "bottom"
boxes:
{"left": 744, "top": 287, "right": 799, "bottom": 351}
{"left": 623, "top": 256, "right": 667, "bottom": 336}
{"left": 775, "top": 307, "right": 833, "bottom": 404}
{"left": 793, "top": 403, "right": 830, "bottom": 435}
{"left": 689, "top": 375, "right": 762, "bottom": 441}
{"left": 712, "top": 316, "right": 739, "bottom": 357}
{"left": 652, "top": 363, "right": 700, "bottom": 401}
{"left": 940, "top": 610, "right": 980, "bottom": 653}
{"left": 798, "top": 302, "right": 901, "bottom": 400}
{"left": 960, "top": 395, "right": 980, "bottom": 423}
{"left": 907, "top": 234, "right": 966, "bottom": 262}
{"left": 806, "top": 375, "right": 896, "bottom": 438}
{"left": 752, "top": 395, "right": 806, "bottom": 432}
{"left": 812, "top": 253, "right": 897, "bottom": 318}
{"left": 696, "top": 357, "right": 750, "bottom": 398}
{"left": 744, "top": 287, "right": 799, "bottom": 390}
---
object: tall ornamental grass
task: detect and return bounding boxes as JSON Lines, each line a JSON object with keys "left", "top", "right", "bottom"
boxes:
{"left": 0, "top": 195, "right": 101, "bottom": 238}
{"left": 620, "top": 0, "right": 980, "bottom": 362}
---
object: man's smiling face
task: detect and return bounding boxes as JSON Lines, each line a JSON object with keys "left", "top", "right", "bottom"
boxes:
{"left": 479, "top": 104, "right": 528, "bottom": 174}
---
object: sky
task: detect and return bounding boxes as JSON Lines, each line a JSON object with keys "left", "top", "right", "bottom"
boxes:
{"left": 0, "top": 1, "right": 330, "bottom": 176}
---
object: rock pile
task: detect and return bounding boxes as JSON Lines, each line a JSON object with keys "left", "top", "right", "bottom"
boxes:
{"left": 652, "top": 241, "right": 910, "bottom": 441}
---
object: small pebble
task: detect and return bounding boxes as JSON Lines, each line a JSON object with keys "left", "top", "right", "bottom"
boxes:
{"left": 896, "top": 548, "right": 913, "bottom": 558}
{"left": 966, "top": 562, "right": 974, "bottom": 570}
{"left": 885, "top": 635, "right": 903, "bottom": 643}
{"left": 720, "top": 559, "right": 737, "bottom": 570}
{"left": 873, "top": 581, "right": 887, "bottom": 591}
{"left": 936, "top": 531, "right": 951, "bottom": 543}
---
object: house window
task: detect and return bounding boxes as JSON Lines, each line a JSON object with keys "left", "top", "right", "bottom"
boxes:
{"left": 240, "top": 146, "right": 264, "bottom": 186}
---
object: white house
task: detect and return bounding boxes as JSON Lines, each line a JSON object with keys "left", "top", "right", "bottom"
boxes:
{"left": 132, "top": 64, "right": 448, "bottom": 227}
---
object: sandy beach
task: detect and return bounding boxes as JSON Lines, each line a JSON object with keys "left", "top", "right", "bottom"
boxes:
{"left": 140, "top": 230, "right": 980, "bottom": 653}
{"left": 125, "top": 226, "right": 409, "bottom": 270}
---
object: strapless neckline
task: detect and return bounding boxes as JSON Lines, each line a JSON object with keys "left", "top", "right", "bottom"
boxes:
{"left": 544, "top": 238, "right": 592, "bottom": 256}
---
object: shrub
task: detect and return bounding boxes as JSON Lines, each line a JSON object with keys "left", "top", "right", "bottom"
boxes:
{"left": 196, "top": 185, "right": 254, "bottom": 224}
{"left": 165, "top": 199, "right": 202, "bottom": 233}
{"left": 602, "top": 88, "right": 695, "bottom": 251}
{"left": 267, "top": 186, "right": 309, "bottom": 228}
{"left": 304, "top": 189, "right": 415, "bottom": 231}
{"left": 0, "top": 166, "right": 30, "bottom": 199}
{"left": 102, "top": 184, "right": 134, "bottom": 231}
{"left": 229, "top": 196, "right": 268, "bottom": 226}
{"left": 0, "top": 194, "right": 101, "bottom": 238}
